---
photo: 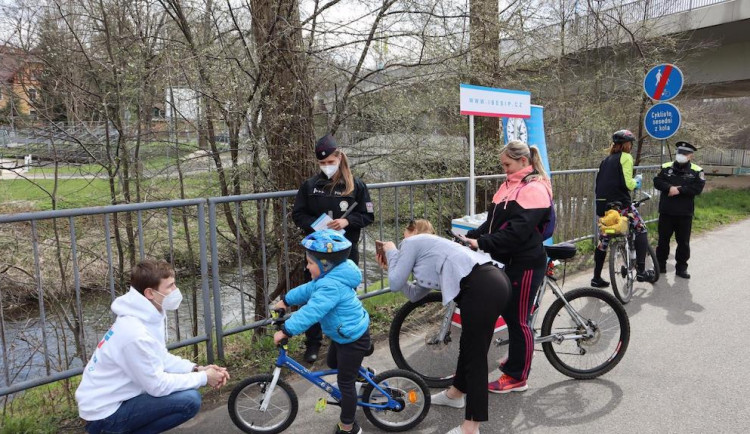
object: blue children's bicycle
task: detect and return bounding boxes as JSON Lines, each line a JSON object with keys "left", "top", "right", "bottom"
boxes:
{"left": 228, "top": 309, "right": 431, "bottom": 433}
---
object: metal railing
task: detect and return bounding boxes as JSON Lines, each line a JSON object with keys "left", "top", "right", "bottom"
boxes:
{"left": 0, "top": 165, "right": 661, "bottom": 397}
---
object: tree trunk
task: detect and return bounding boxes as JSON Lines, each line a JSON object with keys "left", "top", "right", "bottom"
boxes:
{"left": 251, "top": 0, "right": 316, "bottom": 304}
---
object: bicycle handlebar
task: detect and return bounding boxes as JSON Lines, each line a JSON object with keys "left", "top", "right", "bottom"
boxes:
{"left": 633, "top": 191, "right": 652, "bottom": 208}
{"left": 271, "top": 308, "right": 289, "bottom": 347}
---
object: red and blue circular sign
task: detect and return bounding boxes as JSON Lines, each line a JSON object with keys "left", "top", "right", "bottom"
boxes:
{"left": 643, "top": 64, "right": 684, "bottom": 101}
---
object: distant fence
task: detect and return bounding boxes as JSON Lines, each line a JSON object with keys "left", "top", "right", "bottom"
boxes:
{"left": 701, "top": 148, "right": 750, "bottom": 167}
{"left": 0, "top": 166, "right": 661, "bottom": 397}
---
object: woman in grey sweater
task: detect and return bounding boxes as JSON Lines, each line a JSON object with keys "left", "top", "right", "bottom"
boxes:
{"left": 377, "top": 220, "right": 511, "bottom": 434}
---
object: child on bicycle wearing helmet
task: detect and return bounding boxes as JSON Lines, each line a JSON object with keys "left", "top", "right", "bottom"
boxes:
{"left": 273, "top": 229, "right": 371, "bottom": 434}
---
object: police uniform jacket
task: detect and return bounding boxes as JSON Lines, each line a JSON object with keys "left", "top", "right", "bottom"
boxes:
{"left": 292, "top": 173, "right": 374, "bottom": 247}
{"left": 653, "top": 161, "right": 705, "bottom": 216}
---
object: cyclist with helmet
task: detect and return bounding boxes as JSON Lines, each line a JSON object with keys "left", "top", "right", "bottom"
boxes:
{"left": 273, "top": 229, "right": 370, "bottom": 434}
{"left": 591, "top": 129, "right": 655, "bottom": 288}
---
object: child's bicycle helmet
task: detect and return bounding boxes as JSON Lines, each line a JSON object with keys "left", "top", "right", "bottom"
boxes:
{"left": 301, "top": 229, "right": 352, "bottom": 274}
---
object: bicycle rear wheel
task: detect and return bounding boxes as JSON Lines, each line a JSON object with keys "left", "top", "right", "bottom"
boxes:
{"left": 609, "top": 238, "right": 634, "bottom": 304}
{"left": 541, "top": 287, "right": 630, "bottom": 379}
{"left": 228, "top": 374, "right": 298, "bottom": 434}
{"left": 361, "top": 369, "right": 431, "bottom": 432}
{"left": 388, "top": 292, "right": 507, "bottom": 388}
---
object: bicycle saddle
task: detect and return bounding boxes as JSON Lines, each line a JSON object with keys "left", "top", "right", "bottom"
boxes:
{"left": 544, "top": 243, "right": 576, "bottom": 260}
{"left": 606, "top": 201, "right": 623, "bottom": 211}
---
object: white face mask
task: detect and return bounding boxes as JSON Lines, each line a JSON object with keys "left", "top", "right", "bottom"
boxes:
{"left": 321, "top": 163, "right": 340, "bottom": 179}
{"left": 675, "top": 154, "right": 689, "bottom": 164}
{"left": 155, "top": 288, "right": 183, "bottom": 311}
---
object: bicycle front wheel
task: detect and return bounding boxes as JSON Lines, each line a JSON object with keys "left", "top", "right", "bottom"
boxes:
{"left": 228, "top": 374, "right": 298, "bottom": 434}
{"left": 609, "top": 238, "right": 634, "bottom": 304}
{"left": 541, "top": 287, "right": 630, "bottom": 379}
{"left": 361, "top": 369, "right": 431, "bottom": 432}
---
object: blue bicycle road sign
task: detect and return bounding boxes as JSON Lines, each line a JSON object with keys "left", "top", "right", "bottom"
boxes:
{"left": 644, "top": 102, "right": 681, "bottom": 139}
{"left": 643, "top": 64, "right": 683, "bottom": 101}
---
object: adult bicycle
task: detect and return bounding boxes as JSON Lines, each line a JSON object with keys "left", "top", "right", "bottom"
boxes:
{"left": 607, "top": 191, "right": 660, "bottom": 304}
{"left": 228, "top": 309, "right": 431, "bottom": 433}
{"left": 388, "top": 243, "right": 630, "bottom": 388}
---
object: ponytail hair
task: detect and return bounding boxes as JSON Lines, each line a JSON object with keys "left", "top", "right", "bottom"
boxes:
{"left": 609, "top": 141, "right": 632, "bottom": 155}
{"left": 328, "top": 150, "right": 355, "bottom": 195}
{"left": 501, "top": 140, "right": 549, "bottom": 181}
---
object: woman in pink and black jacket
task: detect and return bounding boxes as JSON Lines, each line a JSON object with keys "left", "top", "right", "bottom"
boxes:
{"left": 462, "top": 140, "right": 553, "bottom": 395}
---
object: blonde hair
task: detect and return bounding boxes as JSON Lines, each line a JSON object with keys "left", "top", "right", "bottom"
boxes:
{"left": 609, "top": 141, "right": 633, "bottom": 155}
{"left": 501, "top": 140, "right": 549, "bottom": 181}
{"left": 406, "top": 219, "right": 435, "bottom": 235}
{"left": 327, "top": 150, "right": 355, "bottom": 195}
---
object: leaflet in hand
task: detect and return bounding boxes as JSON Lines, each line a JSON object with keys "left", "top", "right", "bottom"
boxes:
{"left": 311, "top": 213, "right": 345, "bottom": 234}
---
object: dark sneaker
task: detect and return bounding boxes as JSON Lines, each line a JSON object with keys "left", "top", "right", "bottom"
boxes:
{"left": 334, "top": 421, "right": 363, "bottom": 434}
{"left": 591, "top": 277, "right": 610, "bottom": 288}
{"left": 676, "top": 270, "right": 691, "bottom": 279}
{"left": 304, "top": 345, "right": 320, "bottom": 363}
{"left": 636, "top": 269, "right": 656, "bottom": 282}
{"left": 658, "top": 263, "right": 667, "bottom": 272}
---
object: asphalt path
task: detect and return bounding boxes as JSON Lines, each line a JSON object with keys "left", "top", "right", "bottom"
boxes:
{"left": 175, "top": 218, "right": 750, "bottom": 434}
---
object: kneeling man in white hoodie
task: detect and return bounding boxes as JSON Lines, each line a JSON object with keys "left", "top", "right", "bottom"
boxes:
{"left": 76, "top": 259, "right": 230, "bottom": 433}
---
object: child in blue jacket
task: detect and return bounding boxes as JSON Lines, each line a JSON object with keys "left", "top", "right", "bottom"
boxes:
{"left": 274, "top": 229, "right": 371, "bottom": 434}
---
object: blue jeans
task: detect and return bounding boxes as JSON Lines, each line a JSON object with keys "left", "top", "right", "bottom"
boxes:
{"left": 85, "top": 389, "right": 201, "bottom": 434}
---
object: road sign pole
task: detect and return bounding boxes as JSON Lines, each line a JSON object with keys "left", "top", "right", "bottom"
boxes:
{"left": 661, "top": 140, "right": 665, "bottom": 165}
{"left": 469, "top": 115, "right": 475, "bottom": 217}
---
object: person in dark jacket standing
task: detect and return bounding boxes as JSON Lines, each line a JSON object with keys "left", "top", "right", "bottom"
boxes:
{"left": 591, "top": 129, "right": 656, "bottom": 288}
{"left": 653, "top": 141, "right": 705, "bottom": 279}
{"left": 292, "top": 134, "right": 374, "bottom": 363}
{"left": 461, "top": 140, "right": 553, "bottom": 395}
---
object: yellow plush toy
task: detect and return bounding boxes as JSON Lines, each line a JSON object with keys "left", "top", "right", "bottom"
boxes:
{"left": 598, "top": 210, "right": 628, "bottom": 235}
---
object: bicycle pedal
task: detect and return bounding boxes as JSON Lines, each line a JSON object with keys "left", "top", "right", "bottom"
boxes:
{"left": 315, "top": 397, "right": 327, "bottom": 413}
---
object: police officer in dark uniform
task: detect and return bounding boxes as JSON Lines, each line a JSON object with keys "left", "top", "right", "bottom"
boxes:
{"left": 653, "top": 141, "right": 705, "bottom": 279}
{"left": 292, "top": 134, "right": 375, "bottom": 362}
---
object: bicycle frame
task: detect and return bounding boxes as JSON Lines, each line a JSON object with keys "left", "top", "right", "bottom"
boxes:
{"left": 259, "top": 345, "right": 404, "bottom": 412}
{"left": 494, "top": 261, "right": 595, "bottom": 346}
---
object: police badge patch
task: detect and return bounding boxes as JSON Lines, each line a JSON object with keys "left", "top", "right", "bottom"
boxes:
{"left": 339, "top": 201, "right": 349, "bottom": 212}
{"left": 699, "top": 172, "right": 705, "bottom": 180}
{"left": 366, "top": 202, "right": 374, "bottom": 213}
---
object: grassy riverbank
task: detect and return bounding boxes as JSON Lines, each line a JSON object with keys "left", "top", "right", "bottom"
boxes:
{"left": 2, "top": 182, "right": 750, "bottom": 433}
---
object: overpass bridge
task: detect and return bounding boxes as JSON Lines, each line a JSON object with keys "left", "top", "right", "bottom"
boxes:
{"left": 499, "top": 0, "right": 750, "bottom": 98}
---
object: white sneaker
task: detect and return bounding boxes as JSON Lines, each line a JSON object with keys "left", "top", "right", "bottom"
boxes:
{"left": 431, "top": 390, "right": 465, "bottom": 408}
{"left": 445, "top": 426, "right": 479, "bottom": 434}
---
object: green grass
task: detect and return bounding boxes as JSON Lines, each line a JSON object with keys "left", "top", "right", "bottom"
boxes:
{"left": 692, "top": 187, "right": 750, "bottom": 232}
{"left": 0, "top": 172, "right": 224, "bottom": 211}
{"left": 1, "top": 377, "right": 82, "bottom": 433}
{"left": 0, "top": 178, "right": 112, "bottom": 210}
